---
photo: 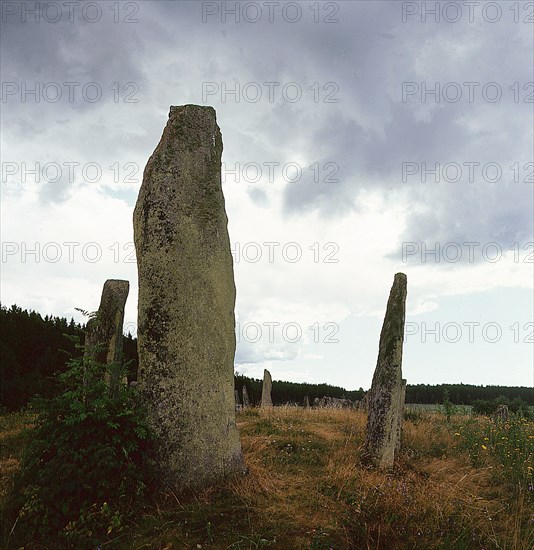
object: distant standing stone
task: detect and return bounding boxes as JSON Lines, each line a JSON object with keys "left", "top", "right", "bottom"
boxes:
{"left": 242, "top": 385, "right": 251, "bottom": 408}
{"left": 395, "top": 379, "right": 407, "bottom": 453}
{"left": 235, "top": 389, "right": 242, "bottom": 412}
{"left": 133, "top": 105, "right": 244, "bottom": 488}
{"left": 493, "top": 404, "right": 509, "bottom": 422}
{"left": 364, "top": 273, "right": 407, "bottom": 469}
{"left": 303, "top": 395, "right": 310, "bottom": 408}
{"left": 84, "top": 279, "right": 129, "bottom": 388}
{"left": 261, "top": 369, "right": 273, "bottom": 407}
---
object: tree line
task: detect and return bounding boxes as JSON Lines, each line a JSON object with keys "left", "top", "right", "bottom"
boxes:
{"left": 1, "top": 304, "right": 532, "bottom": 410}
{"left": 0, "top": 304, "right": 137, "bottom": 410}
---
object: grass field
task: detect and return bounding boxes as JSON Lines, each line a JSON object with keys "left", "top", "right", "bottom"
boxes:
{"left": 1, "top": 407, "right": 533, "bottom": 549}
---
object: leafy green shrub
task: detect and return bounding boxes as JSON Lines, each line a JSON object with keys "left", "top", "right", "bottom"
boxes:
{"left": 442, "top": 389, "right": 456, "bottom": 422}
{"left": 5, "top": 343, "right": 155, "bottom": 549}
{"left": 471, "top": 399, "right": 493, "bottom": 416}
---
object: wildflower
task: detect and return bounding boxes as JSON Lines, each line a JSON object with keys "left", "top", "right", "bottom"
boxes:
{"left": 482, "top": 445, "right": 487, "bottom": 450}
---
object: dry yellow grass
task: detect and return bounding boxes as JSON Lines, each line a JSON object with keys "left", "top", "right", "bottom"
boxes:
{"left": 1, "top": 407, "right": 532, "bottom": 549}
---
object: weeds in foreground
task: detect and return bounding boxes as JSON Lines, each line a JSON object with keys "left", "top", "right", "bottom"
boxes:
{"left": 453, "top": 412, "right": 534, "bottom": 498}
{"left": 1, "top": 406, "right": 533, "bottom": 549}
{"left": 1, "top": 345, "right": 155, "bottom": 550}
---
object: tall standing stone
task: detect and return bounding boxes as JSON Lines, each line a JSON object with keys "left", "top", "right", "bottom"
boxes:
{"left": 364, "top": 273, "right": 407, "bottom": 469}
{"left": 84, "top": 279, "right": 129, "bottom": 388}
{"left": 242, "top": 385, "right": 251, "bottom": 408}
{"left": 303, "top": 395, "right": 310, "bottom": 409}
{"left": 261, "top": 369, "right": 273, "bottom": 407}
{"left": 133, "top": 105, "right": 244, "bottom": 488}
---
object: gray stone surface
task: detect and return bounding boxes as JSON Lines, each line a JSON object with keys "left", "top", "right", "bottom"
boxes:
{"left": 133, "top": 104, "right": 244, "bottom": 488}
{"left": 84, "top": 279, "right": 129, "bottom": 388}
{"left": 261, "top": 369, "right": 273, "bottom": 407}
{"left": 364, "top": 273, "right": 407, "bottom": 469}
{"left": 303, "top": 395, "right": 310, "bottom": 408}
{"left": 313, "top": 396, "right": 353, "bottom": 409}
{"left": 493, "top": 404, "right": 509, "bottom": 422}
{"left": 242, "top": 386, "right": 251, "bottom": 408}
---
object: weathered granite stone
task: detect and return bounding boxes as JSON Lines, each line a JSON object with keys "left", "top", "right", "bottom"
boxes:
{"left": 313, "top": 397, "right": 320, "bottom": 408}
{"left": 303, "top": 395, "right": 310, "bottom": 409}
{"left": 84, "top": 279, "right": 129, "bottom": 388}
{"left": 364, "top": 273, "right": 407, "bottom": 469}
{"left": 242, "top": 386, "right": 251, "bottom": 408}
{"left": 133, "top": 104, "right": 244, "bottom": 488}
{"left": 261, "top": 369, "right": 273, "bottom": 407}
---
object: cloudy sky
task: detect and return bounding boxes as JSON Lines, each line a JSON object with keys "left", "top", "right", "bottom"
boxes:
{"left": 1, "top": 0, "right": 533, "bottom": 389}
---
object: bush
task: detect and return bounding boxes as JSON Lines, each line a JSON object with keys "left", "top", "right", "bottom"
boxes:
{"left": 5, "top": 342, "right": 155, "bottom": 548}
{"left": 472, "top": 396, "right": 533, "bottom": 419}
{"left": 442, "top": 389, "right": 456, "bottom": 422}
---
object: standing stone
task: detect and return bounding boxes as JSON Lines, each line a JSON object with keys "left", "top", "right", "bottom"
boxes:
{"left": 303, "top": 395, "right": 310, "bottom": 409}
{"left": 235, "top": 389, "right": 242, "bottom": 412}
{"left": 395, "top": 379, "right": 407, "bottom": 453}
{"left": 261, "top": 369, "right": 273, "bottom": 407}
{"left": 242, "top": 386, "right": 251, "bottom": 408}
{"left": 84, "top": 279, "right": 129, "bottom": 388}
{"left": 133, "top": 105, "right": 244, "bottom": 488}
{"left": 364, "top": 273, "right": 407, "bottom": 470}
{"left": 493, "top": 404, "right": 509, "bottom": 422}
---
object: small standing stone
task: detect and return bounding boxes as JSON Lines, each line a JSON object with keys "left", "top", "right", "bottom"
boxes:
{"left": 303, "top": 395, "right": 310, "bottom": 409}
{"left": 84, "top": 279, "right": 129, "bottom": 389}
{"left": 235, "top": 389, "right": 242, "bottom": 412}
{"left": 364, "top": 273, "right": 408, "bottom": 470}
{"left": 493, "top": 404, "right": 509, "bottom": 422}
{"left": 395, "top": 379, "right": 407, "bottom": 453}
{"left": 261, "top": 369, "right": 273, "bottom": 407}
{"left": 242, "top": 386, "right": 251, "bottom": 408}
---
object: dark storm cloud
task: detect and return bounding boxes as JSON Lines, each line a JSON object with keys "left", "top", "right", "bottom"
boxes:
{"left": 1, "top": 1, "right": 145, "bottom": 95}
{"left": 2, "top": 1, "right": 532, "bottom": 246}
